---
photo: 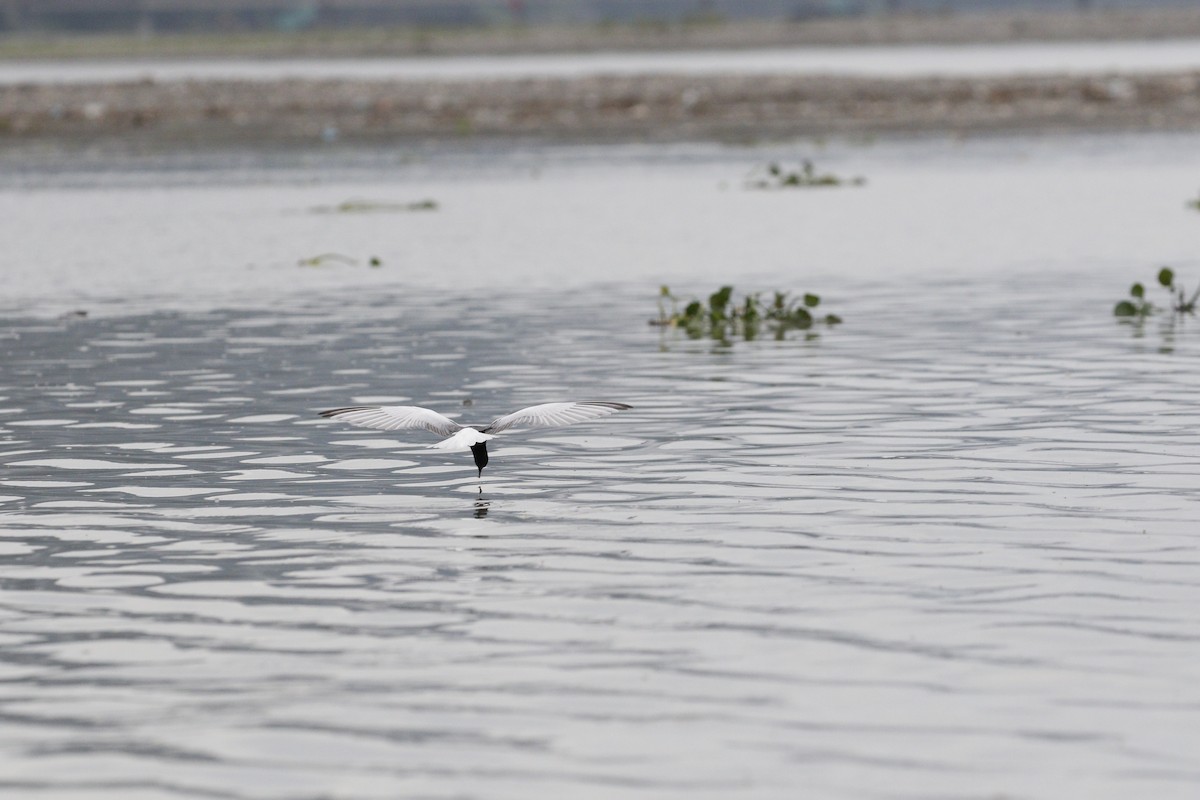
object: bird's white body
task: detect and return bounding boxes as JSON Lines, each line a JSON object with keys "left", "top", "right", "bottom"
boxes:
{"left": 429, "top": 427, "right": 495, "bottom": 451}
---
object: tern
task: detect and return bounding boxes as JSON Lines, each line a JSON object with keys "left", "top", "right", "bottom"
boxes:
{"left": 319, "top": 401, "right": 632, "bottom": 478}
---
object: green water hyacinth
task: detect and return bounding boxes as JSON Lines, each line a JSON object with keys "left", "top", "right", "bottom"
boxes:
{"left": 1114, "top": 267, "right": 1200, "bottom": 318}
{"left": 297, "top": 253, "right": 384, "bottom": 268}
{"left": 746, "top": 160, "right": 865, "bottom": 190}
{"left": 655, "top": 285, "right": 841, "bottom": 342}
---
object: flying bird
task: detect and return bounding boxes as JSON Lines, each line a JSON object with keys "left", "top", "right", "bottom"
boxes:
{"left": 319, "top": 401, "right": 632, "bottom": 477}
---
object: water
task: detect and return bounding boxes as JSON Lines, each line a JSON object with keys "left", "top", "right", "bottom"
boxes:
{"left": 3, "top": 137, "right": 1200, "bottom": 798}
{"left": 4, "top": 37, "right": 1200, "bottom": 85}
{"left": 5, "top": 133, "right": 1200, "bottom": 317}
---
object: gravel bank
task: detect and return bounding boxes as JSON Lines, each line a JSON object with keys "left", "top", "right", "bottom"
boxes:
{"left": 3, "top": 70, "right": 1200, "bottom": 148}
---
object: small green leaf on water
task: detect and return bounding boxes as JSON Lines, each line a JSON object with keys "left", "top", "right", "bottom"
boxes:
{"left": 709, "top": 286, "right": 733, "bottom": 312}
{"left": 1114, "top": 300, "right": 1139, "bottom": 317}
{"left": 369, "top": 257, "right": 382, "bottom": 268}
{"left": 660, "top": 285, "right": 671, "bottom": 297}
{"left": 824, "top": 314, "right": 843, "bottom": 325}
{"left": 803, "top": 293, "right": 820, "bottom": 308}
{"left": 1130, "top": 283, "right": 1145, "bottom": 298}
{"left": 1158, "top": 267, "right": 1175, "bottom": 288}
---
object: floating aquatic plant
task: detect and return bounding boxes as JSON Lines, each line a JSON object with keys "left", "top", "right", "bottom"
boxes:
{"left": 1114, "top": 267, "right": 1199, "bottom": 318}
{"left": 746, "top": 160, "right": 865, "bottom": 190}
{"left": 655, "top": 285, "right": 841, "bottom": 342}
{"left": 310, "top": 199, "right": 438, "bottom": 214}
{"left": 298, "top": 252, "right": 355, "bottom": 267}
{"left": 297, "top": 253, "right": 383, "bottom": 268}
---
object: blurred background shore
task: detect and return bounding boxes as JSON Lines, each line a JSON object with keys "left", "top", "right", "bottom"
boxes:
{"left": 5, "top": 7, "right": 1200, "bottom": 58}
{"left": 2, "top": 2, "right": 1200, "bottom": 149}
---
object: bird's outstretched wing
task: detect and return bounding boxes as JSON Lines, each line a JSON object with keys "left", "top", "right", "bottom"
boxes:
{"left": 319, "top": 406, "right": 463, "bottom": 437}
{"left": 483, "top": 401, "right": 632, "bottom": 434}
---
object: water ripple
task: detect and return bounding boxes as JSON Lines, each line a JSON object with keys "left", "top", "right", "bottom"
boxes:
{"left": 1, "top": 280, "right": 1199, "bottom": 799}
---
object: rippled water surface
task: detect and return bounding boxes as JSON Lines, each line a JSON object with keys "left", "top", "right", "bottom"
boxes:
{"left": 3, "top": 139, "right": 1200, "bottom": 799}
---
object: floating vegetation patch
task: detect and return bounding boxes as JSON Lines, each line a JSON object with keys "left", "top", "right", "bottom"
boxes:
{"left": 654, "top": 285, "right": 841, "bottom": 343}
{"left": 1114, "top": 267, "right": 1199, "bottom": 318}
{"left": 310, "top": 199, "right": 438, "bottom": 214}
{"left": 746, "top": 160, "right": 865, "bottom": 190}
{"left": 297, "top": 253, "right": 383, "bottom": 268}
{"left": 1187, "top": 193, "right": 1200, "bottom": 212}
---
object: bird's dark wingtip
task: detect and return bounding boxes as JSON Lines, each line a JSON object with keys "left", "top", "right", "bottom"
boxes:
{"left": 318, "top": 406, "right": 373, "bottom": 419}
{"left": 584, "top": 401, "right": 633, "bottom": 410}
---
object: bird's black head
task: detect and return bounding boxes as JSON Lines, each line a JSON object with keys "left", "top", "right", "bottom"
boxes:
{"left": 469, "top": 441, "right": 489, "bottom": 478}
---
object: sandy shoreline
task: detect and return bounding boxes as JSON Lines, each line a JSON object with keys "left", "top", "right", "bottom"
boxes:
{"left": 3, "top": 70, "right": 1200, "bottom": 149}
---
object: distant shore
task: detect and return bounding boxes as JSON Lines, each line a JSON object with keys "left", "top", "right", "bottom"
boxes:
{"left": 4, "top": 9, "right": 1200, "bottom": 60}
{"left": 4, "top": 70, "right": 1200, "bottom": 149}
{"left": 3, "top": 10, "right": 1200, "bottom": 150}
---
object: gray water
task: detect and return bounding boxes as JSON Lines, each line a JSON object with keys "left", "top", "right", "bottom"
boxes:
{"left": 2, "top": 272, "right": 1200, "bottom": 799}
{"left": 4, "top": 134, "right": 1200, "bottom": 798}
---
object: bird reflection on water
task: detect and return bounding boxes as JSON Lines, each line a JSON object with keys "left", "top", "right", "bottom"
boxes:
{"left": 473, "top": 494, "right": 490, "bottom": 518}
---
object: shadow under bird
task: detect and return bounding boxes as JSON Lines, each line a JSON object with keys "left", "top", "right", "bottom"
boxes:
{"left": 318, "top": 401, "right": 633, "bottom": 477}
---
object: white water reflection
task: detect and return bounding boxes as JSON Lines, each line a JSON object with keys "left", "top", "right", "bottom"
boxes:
{"left": 1, "top": 276, "right": 1200, "bottom": 798}
{"left": 4, "top": 38, "right": 1200, "bottom": 85}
